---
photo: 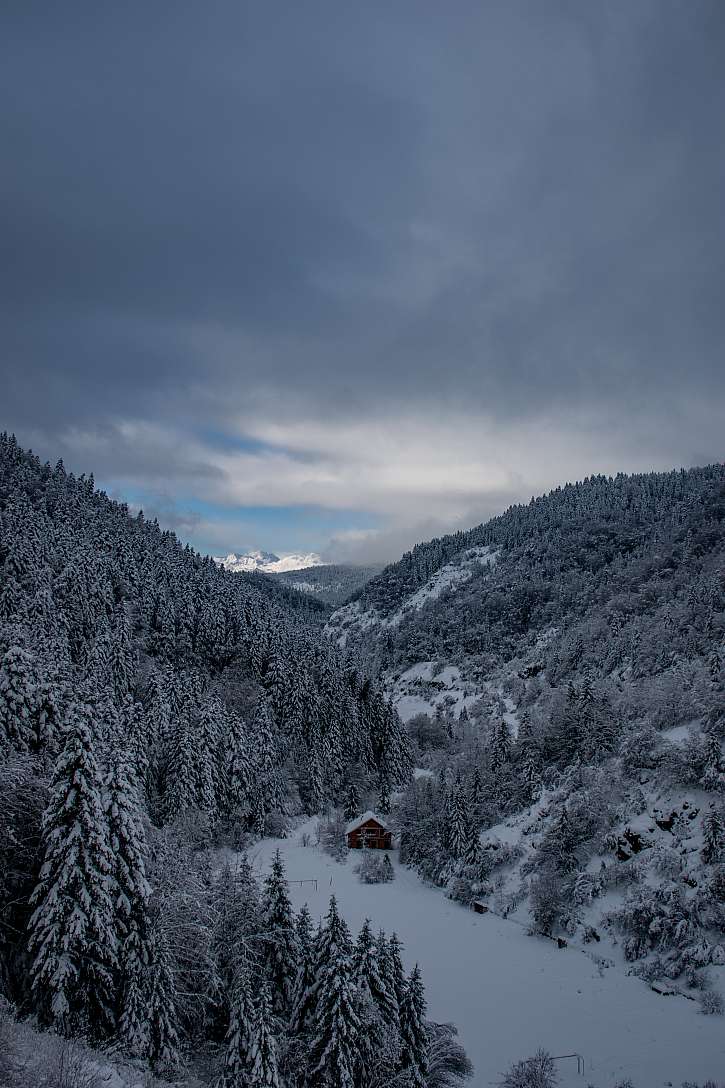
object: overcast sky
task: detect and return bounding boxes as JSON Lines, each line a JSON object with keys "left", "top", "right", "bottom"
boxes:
{"left": 2, "top": 2, "right": 723, "bottom": 562}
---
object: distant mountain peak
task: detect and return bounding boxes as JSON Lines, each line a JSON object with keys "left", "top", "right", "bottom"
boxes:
{"left": 214, "top": 549, "right": 324, "bottom": 574}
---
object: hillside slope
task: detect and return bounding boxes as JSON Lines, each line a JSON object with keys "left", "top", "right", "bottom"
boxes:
{"left": 328, "top": 466, "right": 725, "bottom": 1009}
{"left": 0, "top": 434, "right": 412, "bottom": 1010}
{"left": 272, "top": 562, "right": 383, "bottom": 607}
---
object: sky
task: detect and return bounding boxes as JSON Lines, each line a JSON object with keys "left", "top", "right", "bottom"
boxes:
{"left": 2, "top": 2, "right": 724, "bottom": 563}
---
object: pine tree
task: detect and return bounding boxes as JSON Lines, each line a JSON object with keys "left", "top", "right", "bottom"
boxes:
{"left": 252, "top": 698, "right": 283, "bottom": 827}
{"left": 541, "top": 805, "right": 578, "bottom": 873}
{"left": 387, "top": 932, "right": 407, "bottom": 1013}
{"left": 104, "top": 745, "right": 152, "bottom": 1035}
{"left": 163, "top": 716, "right": 201, "bottom": 822}
{"left": 702, "top": 731, "right": 724, "bottom": 792}
{"left": 354, "top": 918, "right": 397, "bottom": 1025}
{"left": 146, "top": 920, "right": 182, "bottom": 1075}
{"left": 262, "top": 850, "right": 299, "bottom": 1015}
{"left": 227, "top": 712, "right": 253, "bottom": 816}
{"left": 702, "top": 807, "right": 725, "bottom": 864}
{"left": 308, "top": 923, "right": 360, "bottom": 1088}
{"left": 0, "top": 644, "right": 38, "bottom": 754}
{"left": 117, "top": 914, "right": 151, "bottom": 1058}
{"left": 521, "top": 752, "right": 542, "bottom": 804}
{"left": 28, "top": 704, "right": 118, "bottom": 1036}
{"left": 343, "top": 780, "right": 360, "bottom": 823}
{"left": 313, "top": 895, "right": 353, "bottom": 970}
{"left": 111, "top": 599, "right": 136, "bottom": 703}
{"left": 119, "top": 696, "right": 150, "bottom": 793}
{"left": 249, "top": 983, "right": 281, "bottom": 1088}
{"left": 374, "top": 930, "right": 400, "bottom": 1031}
{"left": 216, "top": 968, "right": 255, "bottom": 1088}
{"left": 289, "top": 911, "right": 319, "bottom": 1036}
{"left": 196, "top": 698, "right": 225, "bottom": 813}
{"left": 448, "top": 775, "right": 468, "bottom": 860}
{"left": 491, "top": 719, "right": 512, "bottom": 773}
{"left": 399, "top": 965, "right": 429, "bottom": 1088}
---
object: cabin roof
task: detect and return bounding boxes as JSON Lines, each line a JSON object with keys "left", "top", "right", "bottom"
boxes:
{"left": 345, "top": 810, "right": 389, "bottom": 835}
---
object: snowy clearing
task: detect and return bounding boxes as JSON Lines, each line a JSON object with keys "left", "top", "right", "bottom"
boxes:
{"left": 248, "top": 826, "right": 725, "bottom": 1088}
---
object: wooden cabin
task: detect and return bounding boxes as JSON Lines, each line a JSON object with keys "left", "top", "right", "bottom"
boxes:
{"left": 346, "top": 811, "right": 392, "bottom": 850}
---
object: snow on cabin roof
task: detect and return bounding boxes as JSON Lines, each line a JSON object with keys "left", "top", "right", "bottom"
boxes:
{"left": 345, "top": 810, "right": 389, "bottom": 835}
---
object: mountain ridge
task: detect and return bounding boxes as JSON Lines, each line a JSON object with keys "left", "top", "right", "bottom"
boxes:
{"left": 214, "top": 548, "right": 324, "bottom": 574}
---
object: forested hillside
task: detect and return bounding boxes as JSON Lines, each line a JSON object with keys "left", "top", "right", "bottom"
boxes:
{"left": 271, "top": 563, "right": 383, "bottom": 607}
{"left": 0, "top": 433, "right": 428, "bottom": 1084}
{"left": 328, "top": 467, "right": 725, "bottom": 1016}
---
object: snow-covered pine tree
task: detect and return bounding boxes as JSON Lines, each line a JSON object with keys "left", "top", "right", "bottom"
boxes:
{"left": 399, "top": 964, "right": 429, "bottom": 1088}
{"left": 262, "top": 850, "right": 299, "bottom": 1016}
{"left": 387, "top": 932, "right": 407, "bottom": 1014}
{"left": 196, "top": 697, "right": 225, "bottom": 814}
{"left": 289, "top": 908, "right": 319, "bottom": 1036}
{"left": 374, "top": 929, "right": 401, "bottom": 1032}
{"left": 249, "top": 983, "right": 281, "bottom": 1088}
{"left": 702, "top": 806, "right": 725, "bottom": 864}
{"left": 119, "top": 695, "right": 151, "bottom": 794}
{"left": 146, "top": 919, "right": 182, "bottom": 1075}
{"left": 289, "top": 918, "right": 320, "bottom": 1035}
{"left": 252, "top": 697, "right": 283, "bottom": 831}
{"left": 702, "top": 730, "right": 724, "bottom": 792}
{"left": 521, "top": 748, "right": 542, "bottom": 802}
{"left": 308, "top": 904, "right": 360, "bottom": 1088}
{"left": 111, "top": 599, "right": 136, "bottom": 703}
{"left": 226, "top": 711, "right": 253, "bottom": 817}
{"left": 163, "top": 715, "right": 202, "bottom": 823}
{"left": 448, "top": 775, "right": 468, "bottom": 860}
{"left": 28, "top": 703, "right": 118, "bottom": 1037}
{"left": 0, "top": 644, "right": 38, "bottom": 754}
{"left": 216, "top": 967, "right": 255, "bottom": 1088}
{"left": 353, "top": 917, "right": 398, "bottom": 1025}
{"left": 117, "top": 911, "right": 151, "bottom": 1058}
{"left": 104, "top": 744, "right": 152, "bottom": 1036}
{"left": 343, "top": 780, "right": 360, "bottom": 823}
{"left": 491, "top": 719, "right": 512, "bottom": 773}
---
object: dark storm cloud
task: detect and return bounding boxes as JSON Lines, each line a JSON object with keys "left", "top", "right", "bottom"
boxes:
{"left": 1, "top": 1, "right": 723, "bottom": 556}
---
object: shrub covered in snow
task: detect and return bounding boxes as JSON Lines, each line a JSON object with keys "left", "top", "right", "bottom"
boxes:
{"left": 501, "top": 1048, "right": 557, "bottom": 1088}
{"left": 606, "top": 882, "right": 704, "bottom": 970}
{"left": 699, "top": 989, "right": 724, "bottom": 1016}
{"left": 354, "top": 849, "right": 395, "bottom": 884}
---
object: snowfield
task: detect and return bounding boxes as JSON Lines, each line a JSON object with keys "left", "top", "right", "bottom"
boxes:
{"left": 214, "top": 550, "right": 324, "bottom": 574}
{"left": 249, "top": 825, "right": 725, "bottom": 1088}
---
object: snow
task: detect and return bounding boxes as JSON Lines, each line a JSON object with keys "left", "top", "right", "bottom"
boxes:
{"left": 214, "top": 550, "right": 324, "bottom": 574}
{"left": 345, "top": 810, "right": 389, "bottom": 834}
{"left": 391, "top": 661, "right": 484, "bottom": 723}
{"left": 248, "top": 827, "right": 725, "bottom": 1088}
{"left": 661, "top": 723, "right": 696, "bottom": 747}
{"left": 326, "top": 547, "right": 498, "bottom": 646}
{"left": 399, "top": 547, "right": 498, "bottom": 617}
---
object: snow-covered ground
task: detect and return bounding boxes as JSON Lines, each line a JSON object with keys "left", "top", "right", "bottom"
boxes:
{"left": 327, "top": 546, "right": 498, "bottom": 647}
{"left": 249, "top": 825, "right": 725, "bottom": 1088}
{"left": 391, "top": 662, "right": 484, "bottom": 722}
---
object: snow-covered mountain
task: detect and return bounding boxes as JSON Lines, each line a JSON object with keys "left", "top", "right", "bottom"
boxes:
{"left": 214, "top": 548, "right": 324, "bottom": 574}
{"left": 325, "top": 465, "right": 725, "bottom": 1032}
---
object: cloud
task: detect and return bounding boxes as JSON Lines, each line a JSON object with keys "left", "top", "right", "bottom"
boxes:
{"left": 1, "top": 2, "right": 723, "bottom": 561}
